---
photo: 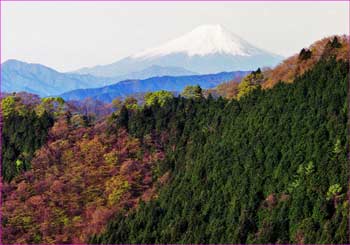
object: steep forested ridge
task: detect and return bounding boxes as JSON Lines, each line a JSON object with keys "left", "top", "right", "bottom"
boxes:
{"left": 91, "top": 57, "right": 349, "bottom": 244}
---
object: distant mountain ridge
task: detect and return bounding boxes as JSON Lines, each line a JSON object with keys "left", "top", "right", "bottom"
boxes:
{"left": 114, "top": 65, "right": 197, "bottom": 80}
{"left": 61, "top": 71, "right": 250, "bottom": 102}
{"left": 1, "top": 60, "right": 197, "bottom": 97}
{"left": 1, "top": 60, "right": 116, "bottom": 97}
{"left": 73, "top": 25, "right": 283, "bottom": 77}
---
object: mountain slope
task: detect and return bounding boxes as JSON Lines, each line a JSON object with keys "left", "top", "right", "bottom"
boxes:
{"left": 92, "top": 57, "right": 349, "bottom": 244}
{"left": 60, "top": 71, "right": 250, "bottom": 102}
{"left": 262, "top": 35, "right": 349, "bottom": 88}
{"left": 207, "top": 35, "right": 350, "bottom": 98}
{"left": 1, "top": 60, "right": 116, "bottom": 97}
{"left": 74, "top": 25, "right": 283, "bottom": 77}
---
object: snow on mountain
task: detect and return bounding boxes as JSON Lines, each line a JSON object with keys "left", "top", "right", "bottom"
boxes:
{"left": 132, "top": 24, "right": 264, "bottom": 59}
{"left": 2, "top": 25, "right": 283, "bottom": 97}
{"left": 74, "top": 24, "right": 283, "bottom": 77}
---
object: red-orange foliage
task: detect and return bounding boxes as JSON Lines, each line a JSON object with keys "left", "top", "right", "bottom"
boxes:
{"left": 2, "top": 119, "right": 165, "bottom": 244}
{"left": 263, "top": 35, "right": 349, "bottom": 88}
{"left": 208, "top": 35, "right": 349, "bottom": 98}
{"left": 206, "top": 80, "right": 240, "bottom": 99}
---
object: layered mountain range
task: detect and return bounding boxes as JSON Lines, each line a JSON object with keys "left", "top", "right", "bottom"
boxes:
{"left": 60, "top": 71, "right": 250, "bottom": 102}
{"left": 1, "top": 25, "right": 283, "bottom": 98}
{"left": 1, "top": 60, "right": 197, "bottom": 97}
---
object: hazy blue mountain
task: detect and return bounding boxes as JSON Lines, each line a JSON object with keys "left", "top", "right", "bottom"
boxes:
{"left": 61, "top": 71, "right": 250, "bottom": 102}
{"left": 73, "top": 25, "right": 283, "bottom": 77}
{"left": 102, "top": 65, "right": 197, "bottom": 81}
{"left": 1, "top": 59, "right": 117, "bottom": 97}
{"left": 1, "top": 60, "right": 196, "bottom": 97}
{"left": 120, "top": 65, "right": 197, "bottom": 79}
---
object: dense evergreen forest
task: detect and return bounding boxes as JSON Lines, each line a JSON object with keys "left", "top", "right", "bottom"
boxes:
{"left": 91, "top": 57, "right": 349, "bottom": 244}
{"left": 2, "top": 96, "right": 54, "bottom": 182}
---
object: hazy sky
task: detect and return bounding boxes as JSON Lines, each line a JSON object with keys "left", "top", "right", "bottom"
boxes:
{"left": 2, "top": 1, "right": 349, "bottom": 72}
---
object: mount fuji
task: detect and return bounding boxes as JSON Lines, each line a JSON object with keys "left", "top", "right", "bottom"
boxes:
{"left": 74, "top": 25, "right": 283, "bottom": 77}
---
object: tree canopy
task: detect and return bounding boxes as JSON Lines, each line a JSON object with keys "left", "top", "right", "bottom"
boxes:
{"left": 144, "top": 90, "right": 173, "bottom": 107}
{"left": 181, "top": 85, "right": 203, "bottom": 99}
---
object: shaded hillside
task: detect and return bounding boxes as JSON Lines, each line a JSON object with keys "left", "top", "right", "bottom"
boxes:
{"left": 60, "top": 71, "right": 250, "bottom": 102}
{"left": 91, "top": 57, "right": 349, "bottom": 244}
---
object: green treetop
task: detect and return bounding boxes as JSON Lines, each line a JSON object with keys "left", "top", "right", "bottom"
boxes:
{"left": 181, "top": 85, "right": 203, "bottom": 99}
{"left": 237, "top": 68, "right": 264, "bottom": 99}
{"left": 144, "top": 90, "right": 173, "bottom": 107}
{"left": 124, "top": 97, "right": 139, "bottom": 110}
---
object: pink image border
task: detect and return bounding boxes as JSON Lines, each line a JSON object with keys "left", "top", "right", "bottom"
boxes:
{"left": 0, "top": 0, "right": 349, "bottom": 244}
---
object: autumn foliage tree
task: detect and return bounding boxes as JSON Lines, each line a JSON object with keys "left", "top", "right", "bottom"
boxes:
{"left": 1, "top": 116, "right": 165, "bottom": 244}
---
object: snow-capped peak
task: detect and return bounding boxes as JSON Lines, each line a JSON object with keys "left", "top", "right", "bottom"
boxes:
{"left": 132, "top": 24, "right": 264, "bottom": 59}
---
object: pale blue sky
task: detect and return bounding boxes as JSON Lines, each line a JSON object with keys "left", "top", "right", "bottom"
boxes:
{"left": 2, "top": 1, "right": 349, "bottom": 72}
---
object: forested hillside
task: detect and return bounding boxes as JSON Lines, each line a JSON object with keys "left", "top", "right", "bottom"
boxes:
{"left": 1, "top": 37, "right": 349, "bottom": 244}
{"left": 208, "top": 35, "right": 349, "bottom": 99}
{"left": 91, "top": 57, "right": 349, "bottom": 243}
{"left": 262, "top": 35, "right": 349, "bottom": 88}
